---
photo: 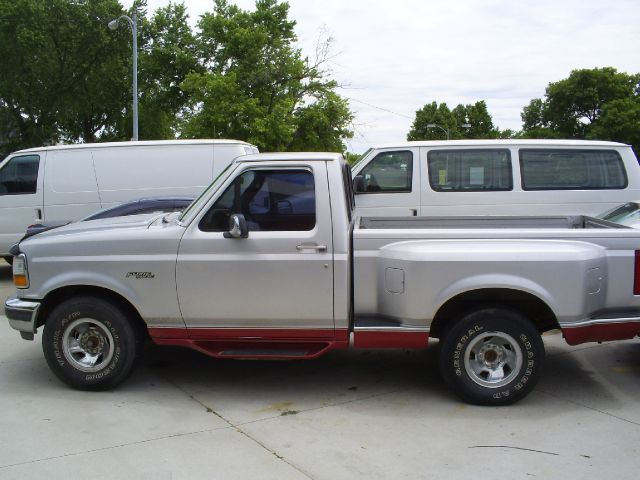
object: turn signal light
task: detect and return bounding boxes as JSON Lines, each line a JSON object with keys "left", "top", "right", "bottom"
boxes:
{"left": 13, "top": 274, "right": 28, "bottom": 288}
{"left": 12, "top": 254, "right": 29, "bottom": 289}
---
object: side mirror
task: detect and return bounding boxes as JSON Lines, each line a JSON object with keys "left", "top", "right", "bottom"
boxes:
{"left": 353, "top": 175, "right": 365, "bottom": 194}
{"left": 223, "top": 213, "right": 249, "bottom": 238}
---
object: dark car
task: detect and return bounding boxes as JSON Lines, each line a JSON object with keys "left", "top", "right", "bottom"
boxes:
{"left": 23, "top": 196, "right": 195, "bottom": 239}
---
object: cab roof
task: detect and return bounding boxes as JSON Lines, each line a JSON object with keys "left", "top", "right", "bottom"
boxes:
{"left": 237, "top": 152, "right": 344, "bottom": 163}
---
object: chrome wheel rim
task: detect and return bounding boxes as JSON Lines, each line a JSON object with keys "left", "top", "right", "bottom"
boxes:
{"left": 62, "top": 318, "right": 115, "bottom": 372}
{"left": 464, "top": 331, "right": 522, "bottom": 388}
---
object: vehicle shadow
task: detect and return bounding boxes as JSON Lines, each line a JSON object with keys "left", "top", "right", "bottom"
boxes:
{"left": 132, "top": 339, "right": 640, "bottom": 416}
{"left": 137, "top": 342, "right": 454, "bottom": 405}
{"left": 0, "top": 263, "right": 11, "bottom": 281}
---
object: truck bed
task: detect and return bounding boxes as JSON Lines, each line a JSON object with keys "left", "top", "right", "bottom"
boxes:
{"left": 358, "top": 215, "right": 626, "bottom": 230}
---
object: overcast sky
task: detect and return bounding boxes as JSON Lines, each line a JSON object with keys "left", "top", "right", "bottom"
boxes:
{"left": 123, "top": 0, "right": 640, "bottom": 152}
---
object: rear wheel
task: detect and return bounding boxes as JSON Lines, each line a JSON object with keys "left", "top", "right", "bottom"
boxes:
{"left": 438, "top": 307, "right": 544, "bottom": 405}
{"left": 42, "top": 296, "right": 141, "bottom": 390}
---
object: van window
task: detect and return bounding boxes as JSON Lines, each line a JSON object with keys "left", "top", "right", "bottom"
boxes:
{"left": 428, "top": 149, "right": 512, "bottom": 191}
{"left": 0, "top": 155, "right": 40, "bottom": 195}
{"left": 358, "top": 151, "right": 412, "bottom": 193}
{"left": 200, "top": 169, "right": 316, "bottom": 232}
{"left": 520, "top": 149, "right": 627, "bottom": 190}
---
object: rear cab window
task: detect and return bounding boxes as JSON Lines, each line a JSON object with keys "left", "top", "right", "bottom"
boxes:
{"left": 520, "top": 149, "right": 627, "bottom": 190}
{"left": 427, "top": 149, "right": 512, "bottom": 192}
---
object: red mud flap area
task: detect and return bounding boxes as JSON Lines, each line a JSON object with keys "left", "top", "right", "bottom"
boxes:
{"left": 560, "top": 318, "right": 640, "bottom": 346}
{"left": 352, "top": 330, "right": 429, "bottom": 349}
{"left": 148, "top": 327, "right": 349, "bottom": 360}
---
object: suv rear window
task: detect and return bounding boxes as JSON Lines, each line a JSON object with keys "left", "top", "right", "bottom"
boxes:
{"left": 427, "top": 149, "right": 512, "bottom": 192}
{"left": 520, "top": 149, "right": 627, "bottom": 190}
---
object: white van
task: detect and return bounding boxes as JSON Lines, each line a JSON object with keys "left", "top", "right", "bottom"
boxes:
{"left": 351, "top": 139, "right": 640, "bottom": 217}
{"left": 0, "top": 139, "right": 258, "bottom": 259}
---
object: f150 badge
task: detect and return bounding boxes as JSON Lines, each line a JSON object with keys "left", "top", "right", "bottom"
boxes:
{"left": 126, "top": 272, "right": 155, "bottom": 279}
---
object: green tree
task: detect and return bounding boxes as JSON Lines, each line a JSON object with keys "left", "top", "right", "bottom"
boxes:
{"left": 0, "top": 0, "right": 130, "bottom": 153}
{"left": 465, "top": 100, "right": 496, "bottom": 138}
{"left": 544, "top": 67, "right": 639, "bottom": 137}
{"left": 520, "top": 98, "right": 557, "bottom": 138}
{"left": 521, "top": 67, "right": 640, "bottom": 151}
{"left": 132, "top": 1, "right": 202, "bottom": 139}
{"left": 407, "top": 102, "right": 457, "bottom": 140}
{"left": 408, "top": 100, "right": 502, "bottom": 140}
{"left": 588, "top": 97, "right": 640, "bottom": 152}
{"left": 180, "top": 0, "right": 353, "bottom": 151}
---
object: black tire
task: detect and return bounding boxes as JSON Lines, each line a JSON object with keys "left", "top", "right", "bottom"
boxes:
{"left": 42, "top": 296, "right": 141, "bottom": 390}
{"left": 3, "top": 256, "right": 13, "bottom": 266}
{"left": 438, "top": 307, "right": 545, "bottom": 406}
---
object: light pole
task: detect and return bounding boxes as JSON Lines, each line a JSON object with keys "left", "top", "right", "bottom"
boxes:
{"left": 108, "top": 11, "right": 138, "bottom": 141}
{"left": 426, "top": 123, "right": 449, "bottom": 140}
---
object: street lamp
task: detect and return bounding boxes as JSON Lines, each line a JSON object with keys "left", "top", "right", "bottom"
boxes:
{"left": 426, "top": 123, "right": 449, "bottom": 140}
{"left": 108, "top": 11, "right": 138, "bottom": 141}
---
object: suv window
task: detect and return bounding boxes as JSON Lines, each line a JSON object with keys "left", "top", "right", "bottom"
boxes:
{"left": 428, "top": 149, "right": 512, "bottom": 191}
{"left": 0, "top": 155, "right": 40, "bottom": 195}
{"left": 358, "top": 151, "right": 412, "bottom": 192}
{"left": 200, "top": 169, "right": 316, "bottom": 232}
{"left": 520, "top": 149, "right": 627, "bottom": 190}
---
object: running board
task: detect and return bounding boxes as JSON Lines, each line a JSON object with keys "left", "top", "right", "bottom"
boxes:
{"left": 152, "top": 338, "right": 347, "bottom": 360}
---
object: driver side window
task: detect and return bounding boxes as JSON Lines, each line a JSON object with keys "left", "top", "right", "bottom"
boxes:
{"left": 199, "top": 169, "right": 316, "bottom": 232}
{"left": 0, "top": 155, "right": 40, "bottom": 195}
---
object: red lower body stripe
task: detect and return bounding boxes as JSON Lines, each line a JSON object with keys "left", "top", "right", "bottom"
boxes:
{"left": 562, "top": 322, "right": 640, "bottom": 346}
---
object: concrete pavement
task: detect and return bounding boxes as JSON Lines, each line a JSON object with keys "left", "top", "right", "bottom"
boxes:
{"left": 0, "top": 262, "right": 639, "bottom": 479}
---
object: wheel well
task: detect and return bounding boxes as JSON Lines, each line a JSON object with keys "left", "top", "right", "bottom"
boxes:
{"left": 38, "top": 286, "right": 148, "bottom": 337}
{"left": 429, "top": 288, "right": 558, "bottom": 339}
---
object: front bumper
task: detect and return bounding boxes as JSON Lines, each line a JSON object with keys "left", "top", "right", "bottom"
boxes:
{"left": 5, "top": 297, "right": 41, "bottom": 337}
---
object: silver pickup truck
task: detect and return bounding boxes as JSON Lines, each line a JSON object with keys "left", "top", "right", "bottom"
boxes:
{"left": 5, "top": 152, "right": 640, "bottom": 405}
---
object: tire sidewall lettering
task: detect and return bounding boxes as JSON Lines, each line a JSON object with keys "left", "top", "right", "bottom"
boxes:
{"left": 42, "top": 298, "right": 137, "bottom": 389}
{"left": 440, "top": 308, "right": 545, "bottom": 405}
{"left": 453, "top": 325, "right": 483, "bottom": 377}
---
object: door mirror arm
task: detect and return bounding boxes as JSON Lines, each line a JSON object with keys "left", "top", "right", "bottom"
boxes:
{"left": 223, "top": 213, "right": 249, "bottom": 238}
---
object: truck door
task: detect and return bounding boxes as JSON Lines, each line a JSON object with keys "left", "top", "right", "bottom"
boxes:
{"left": 176, "top": 162, "right": 335, "bottom": 338}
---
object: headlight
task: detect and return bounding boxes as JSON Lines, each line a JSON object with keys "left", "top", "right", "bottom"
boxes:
{"left": 12, "top": 254, "right": 29, "bottom": 289}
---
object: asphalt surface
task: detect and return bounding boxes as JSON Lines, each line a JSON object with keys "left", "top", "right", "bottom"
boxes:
{"left": 0, "top": 261, "right": 639, "bottom": 479}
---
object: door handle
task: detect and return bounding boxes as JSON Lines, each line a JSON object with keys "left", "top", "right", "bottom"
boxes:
{"left": 296, "top": 243, "right": 327, "bottom": 252}
{"left": 34, "top": 208, "right": 43, "bottom": 221}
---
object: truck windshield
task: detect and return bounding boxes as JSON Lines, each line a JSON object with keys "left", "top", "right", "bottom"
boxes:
{"left": 179, "top": 163, "right": 235, "bottom": 222}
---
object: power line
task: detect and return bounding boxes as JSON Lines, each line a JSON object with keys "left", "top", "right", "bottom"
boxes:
{"left": 344, "top": 96, "right": 414, "bottom": 120}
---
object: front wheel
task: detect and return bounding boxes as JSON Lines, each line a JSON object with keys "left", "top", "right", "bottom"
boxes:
{"left": 438, "top": 307, "right": 545, "bottom": 406}
{"left": 42, "top": 296, "right": 141, "bottom": 390}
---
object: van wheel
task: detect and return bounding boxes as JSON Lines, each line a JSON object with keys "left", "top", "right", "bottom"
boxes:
{"left": 3, "top": 256, "right": 12, "bottom": 265}
{"left": 42, "top": 296, "right": 141, "bottom": 390}
{"left": 438, "top": 307, "right": 544, "bottom": 406}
